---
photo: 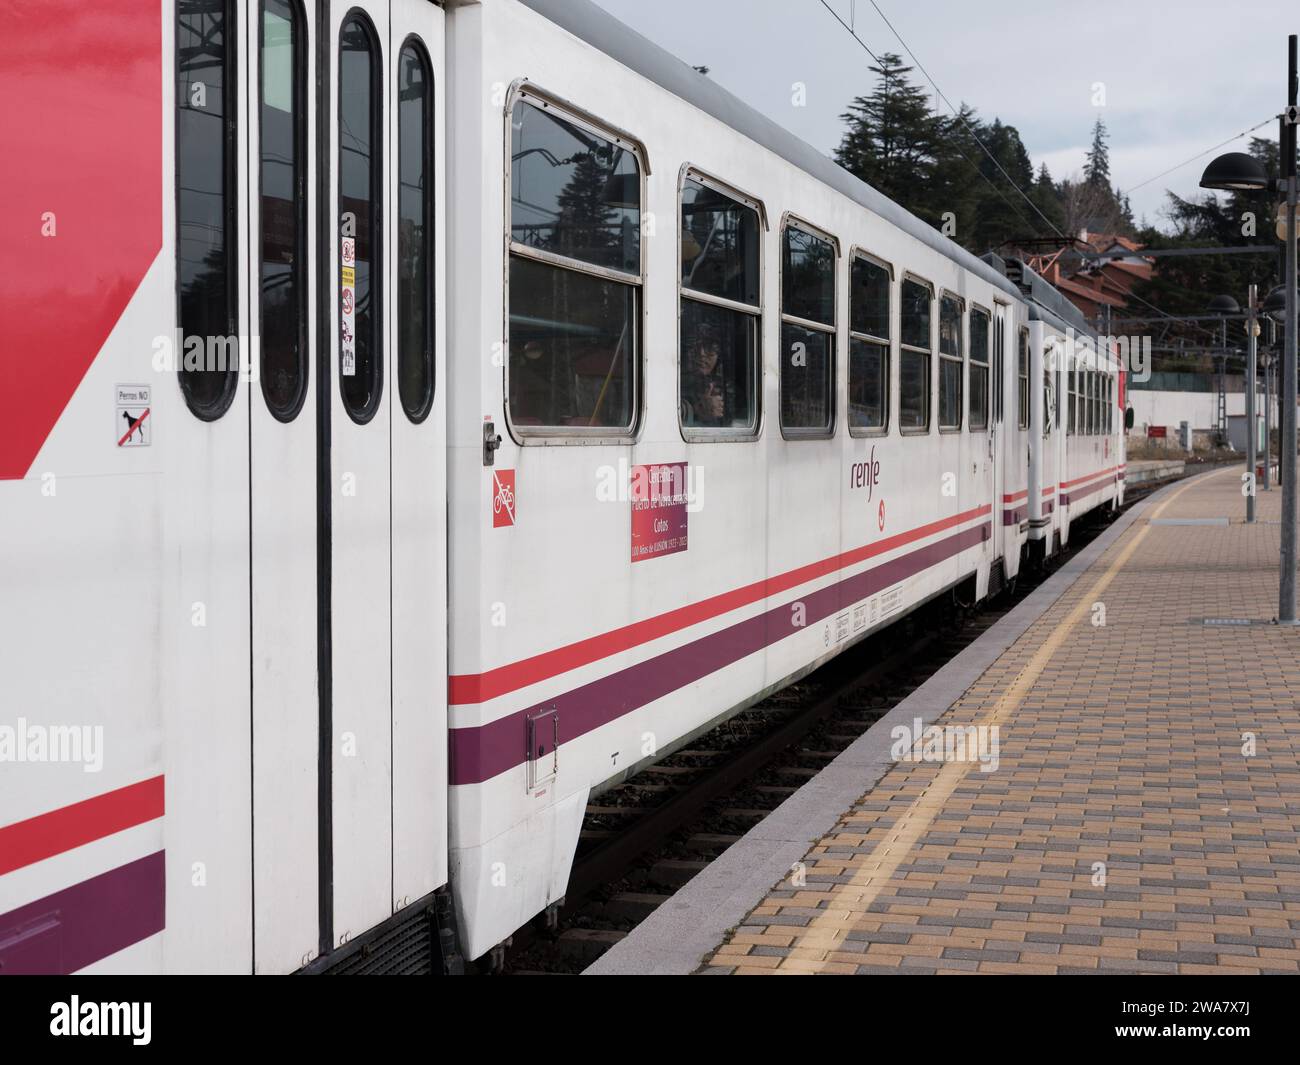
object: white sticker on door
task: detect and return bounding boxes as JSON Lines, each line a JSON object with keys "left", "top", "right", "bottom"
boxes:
{"left": 341, "top": 227, "right": 357, "bottom": 377}
{"left": 116, "top": 384, "right": 151, "bottom": 447}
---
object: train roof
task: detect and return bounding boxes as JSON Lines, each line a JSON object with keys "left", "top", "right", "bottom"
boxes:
{"left": 519, "top": 0, "right": 1025, "bottom": 304}
{"left": 999, "top": 256, "right": 1097, "bottom": 337}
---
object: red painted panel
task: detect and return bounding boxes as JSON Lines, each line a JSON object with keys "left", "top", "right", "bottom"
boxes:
{"left": 0, "top": 1, "right": 162, "bottom": 479}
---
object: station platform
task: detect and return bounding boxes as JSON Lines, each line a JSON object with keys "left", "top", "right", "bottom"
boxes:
{"left": 588, "top": 467, "right": 1300, "bottom": 975}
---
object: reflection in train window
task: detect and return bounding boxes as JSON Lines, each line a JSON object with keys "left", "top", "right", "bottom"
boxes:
{"left": 992, "top": 310, "right": 1005, "bottom": 425}
{"left": 938, "top": 294, "right": 963, "bottom": 431}
{"left": 1081, "top": 366, "right": 1092, "bottom": 434}
{"left": 177, "top": 0, "right": 239, "bottom": 419}
{"left": 339, "top": 15, "right": 382, "bottom": 423}
{"left": 508, "top": 257, "right": 635, "bottom": 429}
{"left": 260, "top": 0, "right": 307, "bottom": 421}
{"left": 397, "top": 38, "right": 434, "bottom": 423}
{"left": 679, "top": 177, "right": 760, "bottom": 436}
{"left": 780, "top": 222, "right": 836, "bottom": 436}
{"left": 848, "top": 254, "right": 889, "bottom": 434}
{"left": 1067, "top": 358, "right": 1076, "bottom": 435}
{"left": 508, "top": 96, "right": 641, "bottom": 435}
{"left": 510, "top": 100, "right": 640, "bottom": 274}
{"left": 900, "top": 278, "right": 932, "bottom": 432}
{"left": 1017, "top": 327, "right": 1030, "bottom": 430}
{"left": 1043, "top": 342, "right": 1056, "bottom": 437}
{"left": 969, "top": 306, "right": 990, "bottom": 431}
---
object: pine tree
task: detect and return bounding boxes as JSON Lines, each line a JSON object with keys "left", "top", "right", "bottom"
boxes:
{"left": 834, "top": 56, "right": 1070, "bottom": 251}
{"left": 834, "top": 53, "right": 940, "bottom": 210}
{"left": 1084, "top": 117, "right": 1110, "bottom": 188}
{"left": 552, "top": 148, "right": 618, "bottom": 261}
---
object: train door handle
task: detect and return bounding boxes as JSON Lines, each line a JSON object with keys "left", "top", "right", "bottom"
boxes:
{"left": 483, "top": 421, "right": 503, "bottom": 466}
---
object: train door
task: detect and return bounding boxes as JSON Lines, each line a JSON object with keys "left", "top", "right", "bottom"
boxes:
{"left": 387, "top": 0, "right": 448, "bottom": 925}
{"left": 990, "top": 303, "right": 1007, "bottom": 574}
{"left": 322, "top": 0, "right": 447, "bottom": 955}
{"left": 245, "top": 0, "right": 445, "bottom": 970}
{"left": 248, "top": 0, "right": 321, "bottom": 973}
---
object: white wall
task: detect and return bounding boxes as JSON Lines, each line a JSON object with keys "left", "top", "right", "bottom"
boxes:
{"left": 1128, "top": 389, "right": 1285, "bottom": 432}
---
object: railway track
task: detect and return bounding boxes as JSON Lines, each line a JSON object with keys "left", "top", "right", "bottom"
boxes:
{"left": 498, "top": 481, "right": 1175, "bottom": 974}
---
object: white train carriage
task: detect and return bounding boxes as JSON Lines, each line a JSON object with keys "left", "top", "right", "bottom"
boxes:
{"left": 445, "top": 0, "right": 1053, "bottom": 959}
{"left": 0, "top": 0, "right": 1126, "bottom": 973}
{"left": 1005, "top": 264, "right": 1126, "bottom": 557}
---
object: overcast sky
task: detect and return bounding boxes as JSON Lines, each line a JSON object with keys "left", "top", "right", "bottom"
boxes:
{"left": 590, "top": 0, "right": 1286, "bottom": 233}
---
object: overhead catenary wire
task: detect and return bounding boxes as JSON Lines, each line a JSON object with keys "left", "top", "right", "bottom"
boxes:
{"left": 1121, "top": 115, "right": 1277, "bottom": 196}
{"left": 851, "top": 0, "right": 1068, "bottom": 238}
{"left": 814, "top": 0, "right": 1046, "bottom": 239}
{"left": 820, "top": 0, "right": 1239, "bottom": 338}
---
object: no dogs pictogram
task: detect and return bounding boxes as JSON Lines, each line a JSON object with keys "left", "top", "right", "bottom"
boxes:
{"left": 116, "top": 384, "right": 151, "bottom": 447}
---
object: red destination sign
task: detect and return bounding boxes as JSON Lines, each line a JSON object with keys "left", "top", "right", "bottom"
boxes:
{"left": 630, "top": 462, "right": 689, "bottom": 563}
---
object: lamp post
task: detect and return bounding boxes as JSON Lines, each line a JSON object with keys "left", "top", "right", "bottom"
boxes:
{"left": 1216, "top": 291, "right": 1260, "bottom": 522}
{"left": 1208, "top": 294, "right": 1238, "bottom": 449}
{"left": 1201, "top": 35, "right": 1296, "bottom": 621}
{"left": 1261, "top": 343, "right": 1273, "bottom": 490}
{"left": 1246, "top": 286, "right": 1259, "bottom": 523}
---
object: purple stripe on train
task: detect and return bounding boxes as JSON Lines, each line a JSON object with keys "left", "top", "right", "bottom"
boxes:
{"left": 0, "top": 851, "right": 164, "bottom": 974}
{"left": 450, "top": 523, "right": 989, "bottom": 785}
{"left": 1061, "top": 475, "right": 1117, "bottom": 506}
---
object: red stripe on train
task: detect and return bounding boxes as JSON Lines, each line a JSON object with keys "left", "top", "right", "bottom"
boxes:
{"left": 0, "top": 775, "right": 164, "bottom": 877}
{"left": 449, "top": 504, "right": 992, "bottom": 706}
{"left": 1060, "top": 464, "right": 1120, "bottom": 489}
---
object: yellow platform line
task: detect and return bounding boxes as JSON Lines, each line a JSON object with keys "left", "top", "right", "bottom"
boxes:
{"left": 774, "top": 471, "right": 1221, "bottom": 971}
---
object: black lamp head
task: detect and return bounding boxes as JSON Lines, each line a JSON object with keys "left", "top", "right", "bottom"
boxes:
{"left": 1199, "top": 152, "right": 1270, "bottom": 192}
{"left": 1263, "top": 285, "right": 1289, "bottom": 322}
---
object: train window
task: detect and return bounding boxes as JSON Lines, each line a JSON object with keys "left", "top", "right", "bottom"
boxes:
{"left": 780, "top": 222, "right": 836, "bottom": 436}
{"left": 968, "top": 306, "right": 989, "bottom": 431}
{"left": 1017, "top": 328, "right": 1029, "bottom": 430}
{"left": 992, "top": 310, "right": 1005, "bottom": 424}
{"left": 900, "top": 278, "right": 932, "bottom": 432}
{"left": 508, "top": 96, "right": 641, "bottom": 434}
{"left": 259, "top": 0, "right": 307, "bottom": 421}
{"left": 1088, "top": 371, "right": 1097, "bottom": 434}
{"left": 680, "top": 176, "right": 761, "bottom": 436}
{"left": 339, "top": 15, "right": 382, "bottom": 423}
{"left": 1068, "top": 360, "right": 1077, "bottom": 435}
{"left": 848, "top": 253, "right": 890, "bottom": 434}
{"left": 938, "top": 295, "right": 962, "bottom": 431}
{"left": 1107, "top": 375, "right": 1114, "bottom": 432}
{"left": 177, "top": 0, "right": 239, "bottom": 419}
{"left": 1076, "top": 366, "right": 1086, "bottom": 434}
{"left": 1042, "top": 342, "right": 1054, "bottom": 437}
{"left": 397, "top": 38, "right": 434, "bottom": 423}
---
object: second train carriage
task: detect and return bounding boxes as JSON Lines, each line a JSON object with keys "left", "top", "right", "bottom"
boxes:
{"left": 0, "top": 0, "right": 1127, "bottom": 972}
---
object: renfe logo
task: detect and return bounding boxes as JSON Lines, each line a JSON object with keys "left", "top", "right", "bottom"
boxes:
{"left": 50, "top": 997, "right": 151, "bottom": 1045}
{"left": 849, "top": 446, "right": 881, "bottom": 502}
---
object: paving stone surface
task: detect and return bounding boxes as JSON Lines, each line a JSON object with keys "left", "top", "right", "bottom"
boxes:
{"left": 705, "top": 470, "right": 1300, "bottom": 975}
